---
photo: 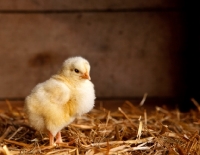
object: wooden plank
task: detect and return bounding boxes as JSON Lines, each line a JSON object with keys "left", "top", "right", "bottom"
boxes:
{"left": 0, "top": 0, "right": 181, "bottom": 10}
{"left": 0, "top": 12, "right": 184, "bottom": 98}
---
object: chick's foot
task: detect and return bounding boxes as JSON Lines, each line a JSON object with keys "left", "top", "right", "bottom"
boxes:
{"left": 49, "top": 131, "right": 55, "bottom": 146}
{"left": 55, "top": 131, "right": 63, "bottom": 143}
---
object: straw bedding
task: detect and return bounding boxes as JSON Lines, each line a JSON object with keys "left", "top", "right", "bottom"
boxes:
{"left": 0, "top": 98, "right": 199, "bottom": 155}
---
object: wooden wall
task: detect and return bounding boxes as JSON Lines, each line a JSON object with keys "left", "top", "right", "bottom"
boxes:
{"left": 0, "top": 1, "right": 186, "bottom": 99}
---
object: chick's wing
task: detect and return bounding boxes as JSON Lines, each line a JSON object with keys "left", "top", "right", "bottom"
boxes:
{"left": 32, "top": 78, "right": 71, "bottom": 106}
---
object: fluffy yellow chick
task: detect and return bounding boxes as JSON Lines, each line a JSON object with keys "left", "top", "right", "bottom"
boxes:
{"left": 24, "top": 56, "right": 95, "bottom": 145}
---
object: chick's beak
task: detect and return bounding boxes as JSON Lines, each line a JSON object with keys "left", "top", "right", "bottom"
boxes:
{"left": 81, "top": 73, "right": 91, "bottom": 80}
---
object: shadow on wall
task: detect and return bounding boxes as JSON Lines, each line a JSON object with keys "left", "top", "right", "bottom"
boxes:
{"left": 181, "top": 1, "right": 200, "bottom": 111}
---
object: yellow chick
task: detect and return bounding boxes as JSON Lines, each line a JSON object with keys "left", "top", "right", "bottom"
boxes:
{"left": 24, "top": 56, "right": 95, "bottom": 145}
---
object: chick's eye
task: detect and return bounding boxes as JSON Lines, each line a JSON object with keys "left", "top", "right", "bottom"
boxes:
{"left": 74, "top": 69, "right": 79, "bottom": 73}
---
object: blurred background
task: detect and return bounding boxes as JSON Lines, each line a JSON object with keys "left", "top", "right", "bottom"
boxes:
{"left": 0, "top": 0, "right": 199, "bottom": 111}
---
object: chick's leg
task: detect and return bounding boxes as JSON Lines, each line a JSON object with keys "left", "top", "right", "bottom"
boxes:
{"left": 49, "top": 131, "right": 54, "bottom": 146}
{"left": 55, "top": 131, "right": 63, "bottom": 143}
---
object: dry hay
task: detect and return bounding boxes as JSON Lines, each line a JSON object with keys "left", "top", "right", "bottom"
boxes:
{"left": 0, "top": 97, "right": 200, "bottom": 155}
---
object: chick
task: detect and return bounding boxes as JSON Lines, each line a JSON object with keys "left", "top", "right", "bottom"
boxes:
{"left": 24, "top": 56, "right": 95, "bottom": 145}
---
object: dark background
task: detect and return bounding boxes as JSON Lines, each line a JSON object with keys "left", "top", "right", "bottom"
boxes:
{"left": 0, "top": 1, "right": 199, "bottom": 111}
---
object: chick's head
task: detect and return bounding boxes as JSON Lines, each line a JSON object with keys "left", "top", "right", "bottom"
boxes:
{"left": 60, "top": 56, "right": 91, "bottom": 81}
